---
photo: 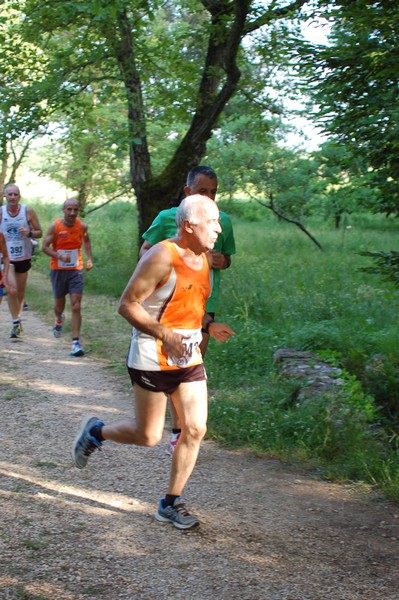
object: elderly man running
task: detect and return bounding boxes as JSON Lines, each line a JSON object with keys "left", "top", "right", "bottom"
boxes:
{"left": 140, "top": 165, "right": 236, "bottom": 456}
{"left": 72, "top": 194, "right": 235, "bottom": 529}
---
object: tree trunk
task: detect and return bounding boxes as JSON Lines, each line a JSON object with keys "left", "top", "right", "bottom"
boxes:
{"left": 74, "top": 140, "right": 96, "bottom": 213}
{"left": 110, "top": 2, "right": 250, "bottom": 244}
{"left": 0, "top": 137, "right": 8, "bottom": 205}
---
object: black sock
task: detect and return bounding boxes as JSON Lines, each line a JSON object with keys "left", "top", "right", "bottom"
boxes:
{"left": 163, "top": 494, "right": 179, "bottom": 508}
{"left": 90, "top": 425, "right": 105, "bottom": 443}
{"left": 172, "top": 428, "right": 181, "bottom": 435}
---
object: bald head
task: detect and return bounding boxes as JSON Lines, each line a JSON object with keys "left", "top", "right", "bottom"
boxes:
{"left": 63, "top": 198, "right": 79, "bottom": 210}
{"left": 62, "top": 198, "right": 80, "bottom": 225}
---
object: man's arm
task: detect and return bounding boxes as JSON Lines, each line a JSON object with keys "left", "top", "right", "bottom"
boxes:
{"left": 82, "top": 223, "right": 93, "bottom": 270}
{"left": 26, "top": 207, "right": 43, "bottom": 239}
{"left": 118, "top": 245, "right": 188, "bottom": 361}
{"left": 208, "top": 251, "right": 232, "bottom": 270}
{"left": 0, "top": 233, "right": 10, "bottom": 289}
{"left": 42, "top": 222, "right": 70, "bottom": 262}
{"left": 201, "top": 313, "right": 235, "bottom": 343}
{"left": 139, "top": 239, "right": 153, "bottom": 258}
{"left": 42, "top": 223, "right": 56, "bottom": 257}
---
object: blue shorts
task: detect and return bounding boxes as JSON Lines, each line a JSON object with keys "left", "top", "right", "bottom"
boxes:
{"left": 128, "top": 364, "right": 206, "bottom": 395}
{"left": 0, "top": 285, "right": 4, "bottom": 297}
{"left": 50, "top": 269, "right": 84, "bottom": 298}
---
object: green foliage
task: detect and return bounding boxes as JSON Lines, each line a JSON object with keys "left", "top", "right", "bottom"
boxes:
{"left": 4, "top": 0, "right": 332, "bottom": 226}
{"left": 217, "top": 199, "right": 266, "bottom": 222}
{"left": 361, "top": 354, "right": 399, "bottom": 423}
{"left": 310, "top": 141, "right": 381, "bottom": 223}
{"left": 359, "top": 250, "right": 399, "bottom": 288}
{"left": 208, "top": 368, "right": 399, "bottom": 496}
{"left": 300, "top": 0, "right": 399, "bottom": 215}
{"left": 85, "top": 201, "right": 138, "bottom": 296}
{"left": 208, "top": 136, "right": 324, "bottom": 220}
{"left": 0, "top": 4, "right": 50, "bottom": 137}
{"left": 39, "top": 98, "right": 134, "bottom": 210}
{"left": 205, "top": 210, "right": 399, "bottom": 497}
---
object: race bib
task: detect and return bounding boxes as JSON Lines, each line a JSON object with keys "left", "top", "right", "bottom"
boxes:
{"left": 57, "top": 248, "right": 79, "bottom": 268}
{"left": 166, "top": 328, "right": 202, "bottom": 367}
{"left": 7, "top": 239, "right": 26, "bottom": 260}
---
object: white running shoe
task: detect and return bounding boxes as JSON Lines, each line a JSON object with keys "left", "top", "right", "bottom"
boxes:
{"left": 70, "top": 340, "right": 84, "bottom": 357}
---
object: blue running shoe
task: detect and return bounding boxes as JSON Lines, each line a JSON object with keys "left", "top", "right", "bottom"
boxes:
{"left": 72, "top": 416, "right": 104, "bottom": 469}
{"left": 53, "top": 313, "right": 65, "bottom": 338}
{"left": 155, "top": 497, "right": 199, "bottom": 530}
{"left": 70, "top": 340, "right": 84, "bottom": 357}
{"left": 53, "top": 324, "right": 63, "bottom": 338}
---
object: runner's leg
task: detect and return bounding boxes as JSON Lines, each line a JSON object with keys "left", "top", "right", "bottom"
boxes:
{"left": 101, "top": 384, "right": 168, "bottom": 446}
{"left": 70, "top": 292, "right": 82, "bottom": 339}
{"left": 167, "top": 379, "right": 207, "bottom": 496}
{"left": 7, "top": 267, "right": 28, "bottom": 319}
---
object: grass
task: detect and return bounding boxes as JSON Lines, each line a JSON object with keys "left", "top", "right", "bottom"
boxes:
{"left": 28, "top": 200, "right": 399, "bottom": 500}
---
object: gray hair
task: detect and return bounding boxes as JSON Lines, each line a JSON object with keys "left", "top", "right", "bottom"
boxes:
{"left": 176, "top": 194, "right": 210, "bottom": 229}
{"left": 3, "top": 183, "right": 20, "bottom": 195}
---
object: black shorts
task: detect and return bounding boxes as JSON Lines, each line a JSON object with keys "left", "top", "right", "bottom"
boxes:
{"left": 11, "top": 259, "right": 32, "bottom": 274}
{"left": 128, "top": 364, "right": 206, "bottom": 395}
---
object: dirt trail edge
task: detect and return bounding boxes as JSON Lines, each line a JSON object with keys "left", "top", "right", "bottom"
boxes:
{"left": 1, "top": 309, "right": 398, "bottom": 600}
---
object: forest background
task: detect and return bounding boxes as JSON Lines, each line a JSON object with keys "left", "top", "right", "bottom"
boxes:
{"left": 1, "top": 0, "right": 399, "bottom": 500}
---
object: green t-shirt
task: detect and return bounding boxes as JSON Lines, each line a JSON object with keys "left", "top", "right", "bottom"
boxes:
{"left": 142, "top": 207, "right": 236, "bottom": 313}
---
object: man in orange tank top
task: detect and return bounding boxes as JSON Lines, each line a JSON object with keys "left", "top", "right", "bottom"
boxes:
{"left": 72, "top": 195, "right": 235, "bottom": 529}
{"left": 42, "top": 198, "right": 93, "bottom": 357}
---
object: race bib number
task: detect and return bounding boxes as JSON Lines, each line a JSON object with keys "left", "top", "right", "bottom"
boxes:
{"left": 7, "top": 240, "right": 25, "bottom": 259}
{"left": 166, "top": 328, "right": 202, "bottom": 367}
{"left": 57, "top": 248, "right": 79, "bottom": 268}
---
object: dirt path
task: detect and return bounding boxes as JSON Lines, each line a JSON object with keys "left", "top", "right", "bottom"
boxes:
{"left": 1, "top": 309, "right": 398, "bottom": 600}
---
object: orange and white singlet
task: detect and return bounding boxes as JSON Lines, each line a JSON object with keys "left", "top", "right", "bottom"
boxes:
{"left": 127, "top": 240, "right": 213, "bottom": 371}
{"left": 50, "top": 218, "right": 84, "bottom": 270}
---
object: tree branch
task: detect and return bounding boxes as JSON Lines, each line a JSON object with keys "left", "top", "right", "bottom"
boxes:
{"left": 244, "top": 0, "right": 309, "bottom": 34}
{"left": 256, "top": 197, "right": 324, "bottom": 251}
{"left": 84, "top": 189, "right": 131, "bottom": 215}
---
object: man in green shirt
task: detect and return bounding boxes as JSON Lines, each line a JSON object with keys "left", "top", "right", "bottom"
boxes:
{"left": 140, "top": 165, "right": 236, "bottom": 455}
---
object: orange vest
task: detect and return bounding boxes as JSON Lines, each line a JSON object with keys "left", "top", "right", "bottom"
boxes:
{"left": 127, "top": 240, "right": 211, "bottom": 371}
{"left": 50, "top": 218, "right": 84, "bottom": 270}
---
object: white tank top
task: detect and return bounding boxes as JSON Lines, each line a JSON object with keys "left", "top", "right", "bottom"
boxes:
{"left": 0, "top": 204, "right": 32, "bottom": 261}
